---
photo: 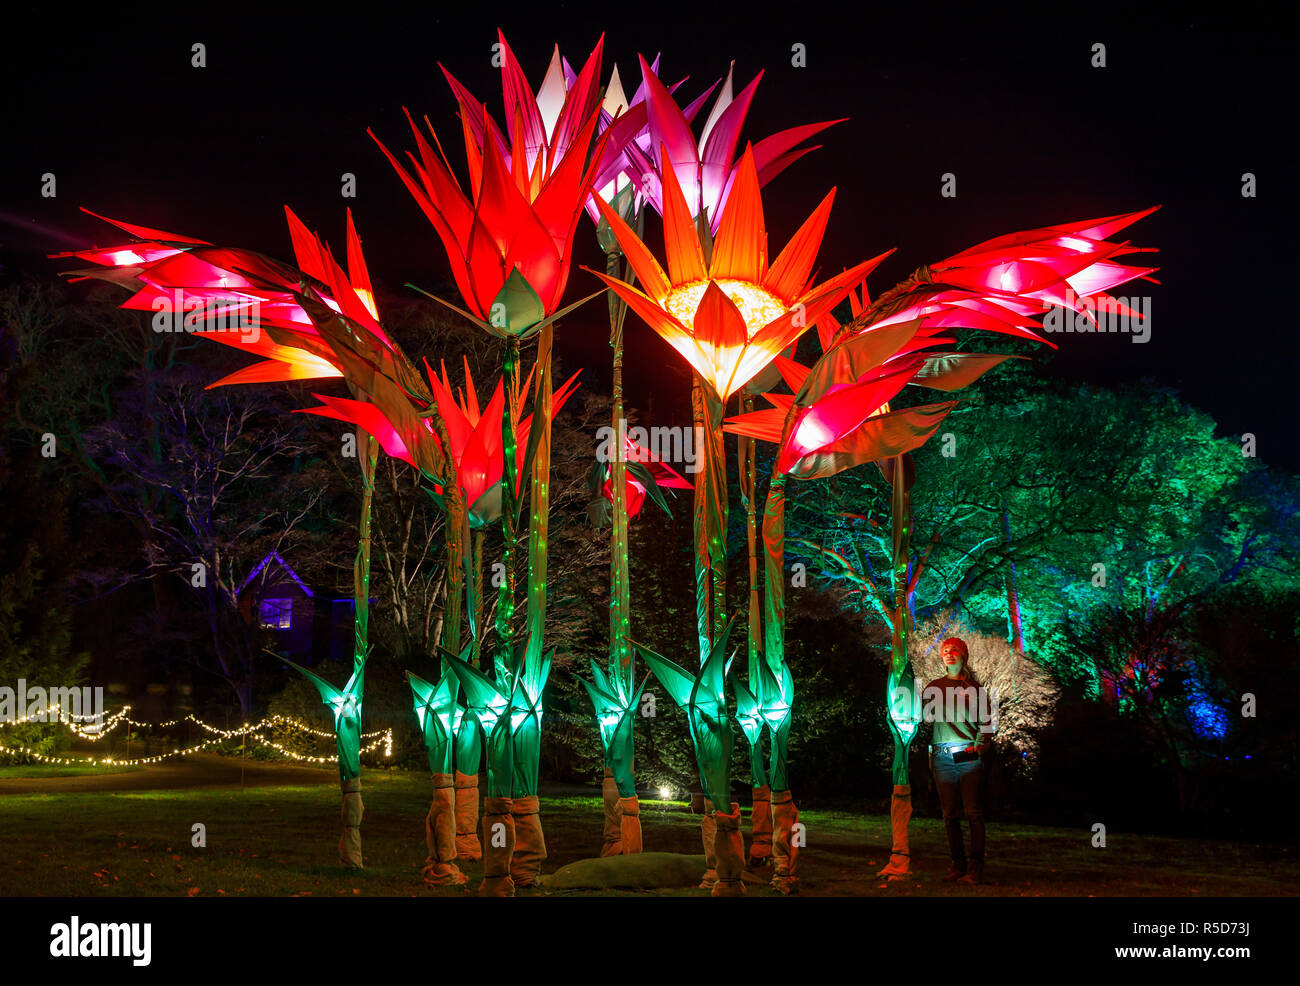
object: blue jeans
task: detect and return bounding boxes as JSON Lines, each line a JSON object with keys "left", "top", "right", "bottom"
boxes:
{"left": 931, "top": 747, "right": 985, "bottom": 864}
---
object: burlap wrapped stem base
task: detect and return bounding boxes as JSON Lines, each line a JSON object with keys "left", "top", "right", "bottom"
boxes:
{"left": 693, "top": 797, "right": 746, "bottom": 895}
{"left": 339, "top": 777, "right": 363, "bottom": 869}
{"left": 479, "top": 796, "right": 516, "bottom": 897}
{"left": 422, "top": 773, "right": 468, "bottom": 886}
{"left": 697, "top": 797, "right": 718, "bottom": 889}
{"left": 748, "top": 785, "right": 773, "bottom": 869}
{"left": 509, "top": 795, "right": 547, "bottom": 888}
{"left": 771, "top": 789, "right": 800, "bottom": 894}
{"left": 711, "top": 803, "right": 746, "bottom": 897}
{"left": 876, "top": 784, "right": 912, "bottom": 879}
{"left": 454, "top": 770, "right": 482, "bottom": 861}
{"left": 600, "top": 769, "right": 622, "bottom": 857}
{"left": 472, "top": 796, "right": 546, "bottom": 894}
{"left": 600, "top": 769, "right": 644, "bottom": 856}
{"left": 618, "top": 795, "right": 642, "bottom": 854}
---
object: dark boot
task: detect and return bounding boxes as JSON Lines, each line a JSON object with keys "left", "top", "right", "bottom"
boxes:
{"left": 967, "top": 813, "right": 986, "bottom": 867}
{"left": 944, "top": 859, "right": 967, "bottom": 881}
{"left": 944, "top": 818, "right": 966, "bottom": 866}
{"left": 958, "top": 859, "right": 983, "bottom": 884}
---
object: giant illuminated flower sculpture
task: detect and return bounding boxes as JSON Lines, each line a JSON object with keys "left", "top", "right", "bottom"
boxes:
{"left": 370, "top": 33, "right": 617, "bottom": 888}
{"left": 443, "top": 45, "right": 682, "bottom": 232}
{"left": 57, "top": 207, "right": 479, "bottom": 871}
{"left": 579, "top": 53, "right": 705, "bottom": 857}
{"left": 924, "top": 207, "right": 1160, "bottom": 315}
{"left": 584, "top": 67, "right": 857, "bottom": 864}
{"left": 370, "top": 31, "right": 611, "bottom": 337}
{"left": 589, "top": 144, "right": 888, "bottom": 876}
{"left": 592, "top": 146, "right": 890, "bottom": 403}
{"left": 723, "top": 323, "right": 973, "bottom": 893}
{"left": 583, "top": 57, "right": 687, "bottom": 229}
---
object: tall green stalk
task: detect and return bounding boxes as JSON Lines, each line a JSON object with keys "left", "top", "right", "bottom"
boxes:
{"left": 353, "top": 430, "right": 378, "bottom": 681}
{"left": 691, "top": 380, "right": 728, "bottom": 661}
{"left": 887, "top": 453, "right": 915, "bottom": 786}
{"left": 740, "top": 394, "right": 760, "bottom": 674}
{"left": 469, "top": 527, "right": 484, "bottom": 667}
{"left": 496, "top": 336, "right": 522, "bottom": 681}
{"left": 514, "top": 324, "right": 554, "bottom": 798}
{"left": 608, "top": 248, "right": 632, "bottom": 699}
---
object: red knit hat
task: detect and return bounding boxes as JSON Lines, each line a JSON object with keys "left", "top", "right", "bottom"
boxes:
{"left": 940, "top": 637, "right": 968, "bottom": 659}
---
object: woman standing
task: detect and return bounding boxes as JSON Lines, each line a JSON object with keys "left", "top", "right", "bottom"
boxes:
{"left": 924, "top": 637, "right": 995, "bottom": 884}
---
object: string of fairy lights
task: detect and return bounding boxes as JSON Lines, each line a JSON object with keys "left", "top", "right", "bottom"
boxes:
{"left": 0, "top": 704, "right": 393, "bottom": 767}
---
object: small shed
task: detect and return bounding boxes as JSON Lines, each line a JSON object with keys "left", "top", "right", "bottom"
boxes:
{"left": 236, "top": 551, "right": 358, "bottom": 666}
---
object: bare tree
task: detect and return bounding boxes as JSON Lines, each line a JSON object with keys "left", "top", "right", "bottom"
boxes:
{"left": 82, "top": 364, "right": 330, "bottom": 718}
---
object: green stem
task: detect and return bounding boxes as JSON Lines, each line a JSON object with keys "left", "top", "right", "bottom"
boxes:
{"left": 740, "top": 392, "right": 760, "bottom": 674}
{"left": 470, "top": 527, "right": 484, "bottom": 667}
{"left": 691, "top": 378, "right": 711, "bottom": 663}
{"left": 889, "top": 454, "right": 911, "bottom": 678}
{"left": 690, "top": 380, "right": 728, "bottom": 663}
{"left": 706, "top": 392, "right": 727, "bottom": 647}
{"left": 525, "top": 324, "right": 553, "bottom": 681}
{"left": 496, "top": 335, "right": 521, "bottom": 678}
{"left": 421, "top": 401, "right": 465, "bottom": 660}
{"left": 608, "top": 249, "right": 632, "bottom": 698}
{"left": 353, "top": 431, "right": 378, "bottom": 680}
{"left": 761, "top": 473, "right": 787, "bottom": 673}
{"left": 888, "top": 453, "right": 914, "bottom": 786}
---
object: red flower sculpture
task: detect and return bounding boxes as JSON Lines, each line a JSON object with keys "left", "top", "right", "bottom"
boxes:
{"left": 601, "top": 434, "right": 692, "bottom": 520}
{"left": 590, "top": 145, "right": 891, "bottom": 402}
{"left": 369, "top": 31, "right": 613, "bottom": 336}
{"left": 302, "top": 358, "right": 578, "bottom": 527}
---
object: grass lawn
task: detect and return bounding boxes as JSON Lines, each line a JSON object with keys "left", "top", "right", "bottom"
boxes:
{"left": 0, "top": 764, "right": 142, "bottom": 779}
{"left": 1, "top": 766, "right": 1294, "bottom": 896}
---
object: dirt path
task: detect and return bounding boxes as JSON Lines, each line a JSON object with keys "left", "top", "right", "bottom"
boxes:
{"left": 0, "top": 753, "right": 338, "bottom": 794}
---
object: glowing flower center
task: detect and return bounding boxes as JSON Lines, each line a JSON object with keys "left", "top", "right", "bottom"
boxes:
{"left": 664, "top": 279, "right": 788, "bottom": 338}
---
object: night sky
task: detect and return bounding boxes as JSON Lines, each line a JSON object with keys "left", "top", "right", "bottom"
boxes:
{"left": 3, "top": 8, "right": 1295, "bottom": 468}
